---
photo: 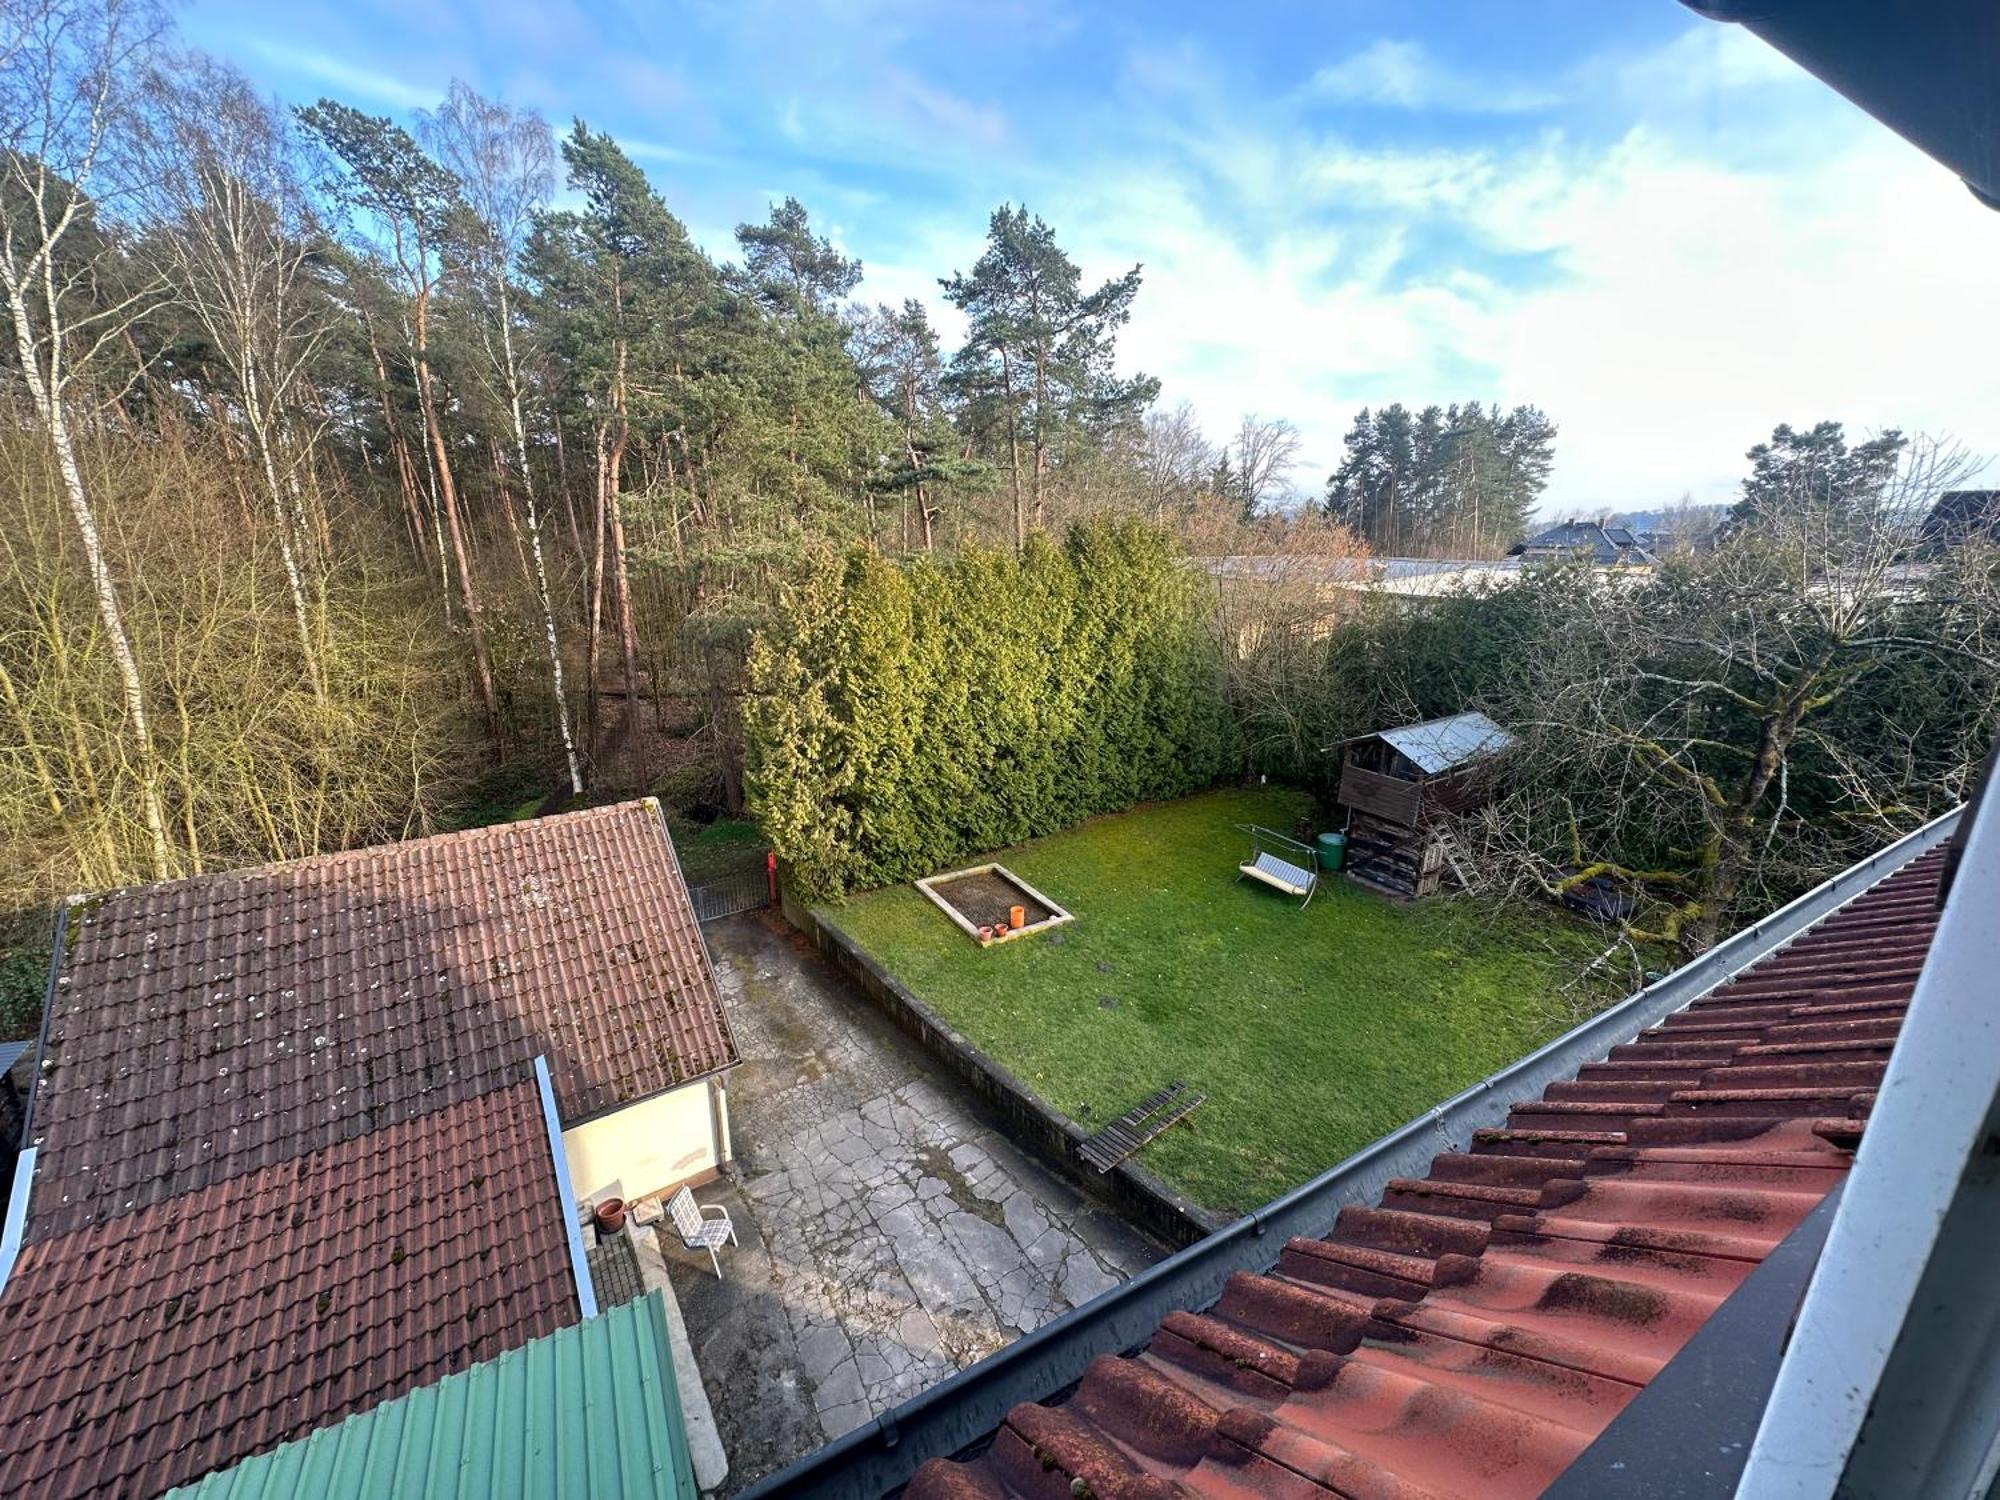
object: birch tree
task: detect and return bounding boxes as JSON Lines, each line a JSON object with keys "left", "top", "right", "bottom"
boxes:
{"left": 0, "top": 0, "right": 172, "bottom": 875}
{"left": 144, "top": 56, "right": 330, "bottom": 701}
{"left": 419, "top": 83, "right": 583, "bottom": 793}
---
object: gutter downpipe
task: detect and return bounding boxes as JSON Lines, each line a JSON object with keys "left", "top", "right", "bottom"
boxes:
{"left": 742, "top": 807, "right": 1960, "bottom": 1500}
{"left": 534, "top": 1054, "right": 598, "bottom": 1320}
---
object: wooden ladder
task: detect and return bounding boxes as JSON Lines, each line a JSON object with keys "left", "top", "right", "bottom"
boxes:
{"left": 1078, "top": 1081, "right": 1207, "bottom": 1172}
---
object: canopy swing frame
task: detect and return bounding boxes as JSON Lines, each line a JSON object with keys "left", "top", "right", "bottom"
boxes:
{"left": 1235, "top": 824, "right": 1319, "bottom": 908}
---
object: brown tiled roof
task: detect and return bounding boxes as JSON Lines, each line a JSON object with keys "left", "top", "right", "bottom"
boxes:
{"left": 27, "top": 800, "right": 737, "bottom": 1240}
{"left": 0, "top": 1078, "right": 578, "bottom": 1500}
{"left": 904, "top": 845, "right": 1946, "bottom": 1500}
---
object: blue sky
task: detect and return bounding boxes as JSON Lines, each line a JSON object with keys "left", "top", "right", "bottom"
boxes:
{"left": 184, "top": 0, "right": 2000, "bottom": 511}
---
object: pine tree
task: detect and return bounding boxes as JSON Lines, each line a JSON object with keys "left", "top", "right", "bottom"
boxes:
{"left": 941, "top": 204, "right": 1159, "bottom": 548}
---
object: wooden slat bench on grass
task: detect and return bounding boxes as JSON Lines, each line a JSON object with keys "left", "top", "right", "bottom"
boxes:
{"left": 1079, "top": 1081, "right": 1207, "bottom": 1172}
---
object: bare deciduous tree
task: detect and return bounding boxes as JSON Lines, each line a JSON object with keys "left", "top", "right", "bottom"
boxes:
{"left": 144, "top": 55, "right": 331, "bottom": 701}
{"left": 0, "top": 0, "right": 172, "bottom": 874}
{"left": 419, "top": 82, "right": 584, "bottom": 793}
{"left": 1487, "top": 435, "right": 1999, "bottom": 950}
{"left": 1138, "top": 401, "right": 1213, "bottom": 522}
{"left": 1234, "top": 413, "right": 1302, "bottom": 515}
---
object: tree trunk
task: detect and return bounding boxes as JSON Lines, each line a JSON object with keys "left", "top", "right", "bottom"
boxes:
{"left": 606, "top": 421, "right": 641, "bottom": 745}
{"left": 363, "top": 315, "right": 428, "bottom": 558}
{"left": 587, "top": 425, "right": 609, "bottom": 752}
{"left": 6, "top": 284, "right": 172, "bottom": 878}
{"left": 1000, "top": 347, "right": 1024, "bottom": 551}
{"left": 1031, "top": 346, "right": 1048, "bottom": 530}
{"left": 497, "top": 281, "right": 585, "bottom": 797}
{"left": 411, "top": 293, "right": 499, "bottom": 734}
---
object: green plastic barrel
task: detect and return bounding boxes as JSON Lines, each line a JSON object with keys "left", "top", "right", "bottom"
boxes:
{"left": 1316, "top": 831, "right": 1347, "bottom": 872}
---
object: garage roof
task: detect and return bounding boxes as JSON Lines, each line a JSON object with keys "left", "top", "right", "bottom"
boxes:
{"left": 162, "top": 1291, "right": 691, "bottom": 1500}
{"left": 0, "top": 1078, "right": 580, "bottom": 1500}
{"left": 25, "top": 799, "right": 738, "bottom": 1241}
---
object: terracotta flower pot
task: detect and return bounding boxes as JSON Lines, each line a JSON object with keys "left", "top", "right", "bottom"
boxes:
{"left": 993, "top": 921, "right": 1010, "bottom": 937}
{"left": 978, "top": 925, "right": 995, "bottom": 942}
{"left": 1009, "top": 904, "right": 1026, "bottom": 930}
{"left": 594, "top": 1197, "right": 627, "bottom": 1237}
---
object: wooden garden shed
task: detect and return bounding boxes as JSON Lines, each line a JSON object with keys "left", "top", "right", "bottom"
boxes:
{"left": 1329, "top": 711, "right": 1515, "bottom": 897}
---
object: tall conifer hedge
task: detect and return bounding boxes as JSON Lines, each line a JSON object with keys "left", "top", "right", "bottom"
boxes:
{"left": 746, "top": 519, "right": 1237, "bottom": 897}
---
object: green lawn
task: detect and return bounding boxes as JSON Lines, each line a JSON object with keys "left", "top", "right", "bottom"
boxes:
{"left": 823, "top": 786, "right": 1622, "bottom": 1215}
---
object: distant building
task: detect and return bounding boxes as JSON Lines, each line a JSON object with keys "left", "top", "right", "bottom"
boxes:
{"left": 1507, "top": 519, "right": 1658, "bottom": 567}
{"left": 1915, "top": 490, "right": 2000, "bottom": 558}
{"left": 1196, "top": 554, "right": 1521, "bottom": 653}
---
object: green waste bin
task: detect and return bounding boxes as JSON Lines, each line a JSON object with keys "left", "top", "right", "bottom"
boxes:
{"left": 1316, "top": 830, "right": 1347, "bottom": 872}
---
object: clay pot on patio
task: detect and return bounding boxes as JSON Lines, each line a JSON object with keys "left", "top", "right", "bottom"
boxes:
{"left": 593, "top": 1197, "right": 628, "bottom": 1238}
{"left": 993, "top": 921, "right": 1010, "bottom": 937}
{"left": 978, "top": 925, "right": 995, "bottom": 942}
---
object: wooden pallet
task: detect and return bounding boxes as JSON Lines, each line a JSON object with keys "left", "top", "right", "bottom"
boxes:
{"left": 1078, "top": 1082, "right": 1206, "bottom": 1172}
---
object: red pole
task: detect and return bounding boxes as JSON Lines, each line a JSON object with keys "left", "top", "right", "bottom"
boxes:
{"left": 766, "top": 850, "right": 778, "bottom": 903}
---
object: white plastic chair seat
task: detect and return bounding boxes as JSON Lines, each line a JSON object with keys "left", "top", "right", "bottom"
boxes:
{"left": 1241, "top": 850, "right": 1314, "bottom": 897}
{"left": 667, "top": 1186, "right": 738, "bottom": 1277}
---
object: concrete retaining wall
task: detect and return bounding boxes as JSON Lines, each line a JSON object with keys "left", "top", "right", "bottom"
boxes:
{"left": 779, "top": 882, "right": 1225, "bottom": 1249}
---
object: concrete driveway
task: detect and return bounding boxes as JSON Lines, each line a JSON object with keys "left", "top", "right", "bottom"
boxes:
{"left": 660, "top": 914, "right": 1160, "bottom": 1493}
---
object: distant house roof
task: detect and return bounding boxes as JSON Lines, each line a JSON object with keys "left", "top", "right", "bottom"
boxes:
{"left": 1348, "top": 710, "right": 1516, "bottom": 775}
{"left": 1196, "top": 556, "right": 1522, "bottom": 601}
{"left": 1916, "top": 490, "right": 2000, "bottom": 557}
{"left": 162, "top": 1290, "right": 692, "bottom": 1500}
{"left": 0, "top": 1078, "right": 580, "bottom": 1500}
{"left": 854, "top": 835, "right": 1949, "bottom": 1500}
{"left": 26, "top": 800, "right": 738, "bottom": 1240}
{"left": 1508, "top": 520, "right": 1657, "bottom": 566}
{"left": 0, "top": 1039, "right": 27, "bottom": 1077}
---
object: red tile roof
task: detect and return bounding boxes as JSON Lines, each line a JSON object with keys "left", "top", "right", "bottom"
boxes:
{"left": 904, "top": 845, "right": 1947, "bottom": 1500}
{"left": 27, "top": 800, "right": 737, "bottom": 1240}
{"left": 0, "top": 1078, "right": 579, "bottom": 1500}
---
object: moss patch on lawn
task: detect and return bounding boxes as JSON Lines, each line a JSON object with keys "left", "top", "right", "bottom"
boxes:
{"left": 824, "top": 786, "right": 1626, "bottom": 1216}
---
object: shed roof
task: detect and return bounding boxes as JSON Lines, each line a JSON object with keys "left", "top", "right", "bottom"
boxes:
{"left": 1371, "top": 710, "right": 1515, "bottom": 775}
{"left": 0, "top": 1077, "right": 580, "bottom": 1500}
{"left": 26, "top": 799, "right": 737, "bottom": 1241}
{"left": 880, "top": 838, "right": 1947, "bottom": 1500}
{"left": 161, "top": 1290, "right": 692, "bottom": 1500}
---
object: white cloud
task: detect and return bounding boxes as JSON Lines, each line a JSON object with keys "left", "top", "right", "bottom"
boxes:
{"left": 968, "top": 33, "right": 2000, "bottom": 514}
{"left": 1305, "top": 39, "right": 1556, "bottom": 114}
{"left": 244, "top": 40, "right": 439, "bottom": 111}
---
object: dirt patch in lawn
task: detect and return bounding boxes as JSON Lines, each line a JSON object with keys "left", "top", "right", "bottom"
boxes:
{"left": 931, "top": 870, "right": 1053, "bottom": 930}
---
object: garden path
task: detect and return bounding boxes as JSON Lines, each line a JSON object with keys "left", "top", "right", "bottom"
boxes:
{"left": 659, "top": 914, "right": 1160, "bottom": 1493}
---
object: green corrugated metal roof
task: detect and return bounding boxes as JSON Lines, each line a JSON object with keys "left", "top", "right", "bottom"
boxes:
{"left": 165, "top": 1292, "right": 694, "bottom": 1500}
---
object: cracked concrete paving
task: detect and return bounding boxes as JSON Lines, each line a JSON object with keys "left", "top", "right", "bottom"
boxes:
{"left": 659, "top": 913, "right": 1162, "bottom": 1493}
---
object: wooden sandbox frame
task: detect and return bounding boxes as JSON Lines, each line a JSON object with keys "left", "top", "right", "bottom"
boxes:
{"left": 914, "top": 862, "right": 1076, "bottom": 946}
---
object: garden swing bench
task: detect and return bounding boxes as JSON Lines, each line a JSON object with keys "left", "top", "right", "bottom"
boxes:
{"left": 1235, "top": 824, "right": 1319, "bottom": 908}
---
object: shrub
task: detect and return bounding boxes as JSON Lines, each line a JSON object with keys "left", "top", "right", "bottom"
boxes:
{"left": 746, "top": 519, "right": 1237, "bottom": 897}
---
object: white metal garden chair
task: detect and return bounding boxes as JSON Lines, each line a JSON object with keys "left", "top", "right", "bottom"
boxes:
{"left": 667, "top": 1186, "right": 738, "bottom": 1277}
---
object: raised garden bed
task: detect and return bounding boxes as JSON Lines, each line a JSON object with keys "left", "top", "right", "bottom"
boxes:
{"left": 915, "top": 863, "right": 1074, "bottom": 946}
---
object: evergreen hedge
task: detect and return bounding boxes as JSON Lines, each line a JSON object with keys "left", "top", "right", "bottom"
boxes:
{"left": 746, "top": 519, "right": 1237, "bottom": 897}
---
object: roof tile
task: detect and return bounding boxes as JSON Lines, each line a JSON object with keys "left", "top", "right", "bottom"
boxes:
{"left": 28, "top": 801, "right": 737, "bottom": 1240}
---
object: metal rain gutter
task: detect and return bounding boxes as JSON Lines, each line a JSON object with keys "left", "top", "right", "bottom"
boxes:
{"left": 741, "top": 806, "right": 1961, "bottom": 1500}
{"left": 535, "top": 1054, "right": 598, "bottom": 1320}
{"left": 0, "top": 1146, "right": 36, "bottom": 1292}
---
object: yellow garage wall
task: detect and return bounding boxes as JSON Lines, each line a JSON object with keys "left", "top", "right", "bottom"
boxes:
{"left": 561, "top": 1079, "right": 718, "bottom": 1205}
